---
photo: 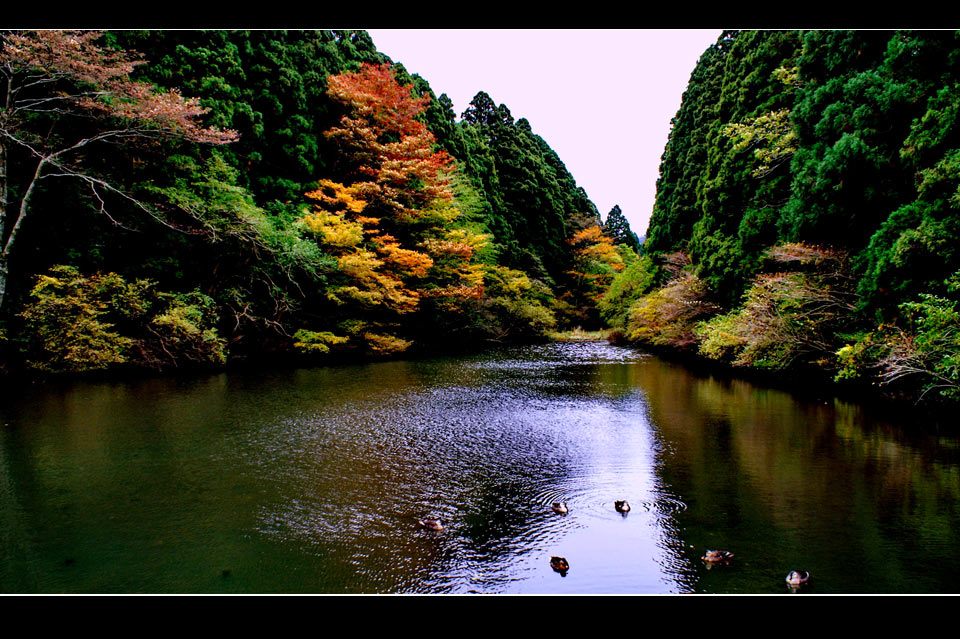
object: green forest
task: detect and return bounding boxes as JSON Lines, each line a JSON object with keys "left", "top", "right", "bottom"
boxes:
{"left": 608, "top": 30, "right": 960, "bottom": 404}
{"left": 1, "top": 29, "right": 958, "bottom": 406}
{"left": 0, "top": 30, "right": 636, "bottom": 376}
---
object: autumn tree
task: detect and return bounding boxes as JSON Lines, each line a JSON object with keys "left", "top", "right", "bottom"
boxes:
{"left": 695, "top": 243, "right": 857, "bottom": 370}
{"left": 323, "top": 63, "right": 452, "bottom": 218}
{"left": 299, "top": 63, "right": 488, "bottom": 355}
{"left": 561, "top": 224, "right": 626, "bottom": 328}
{"left": 0, "top": 30, "right": 236, "bottom": 309}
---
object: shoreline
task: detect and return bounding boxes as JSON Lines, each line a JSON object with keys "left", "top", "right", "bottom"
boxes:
{"left": 619, "top": 338, "right": 960, "bottom": 428}
{"left": 5, "top": 331, "right": 958, "bottom": 427}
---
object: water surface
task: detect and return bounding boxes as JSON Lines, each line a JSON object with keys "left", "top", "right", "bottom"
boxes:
{"left": 0, "top": 342, "right": 957, "bottom": 593}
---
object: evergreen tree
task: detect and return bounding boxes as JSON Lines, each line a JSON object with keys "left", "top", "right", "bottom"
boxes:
{"left": 687, "top": 30, "right": 802, "bottom": 304}
{"left": 602, "top": 205, "right": 641, "bottom": 251}
{"left": 646, "top": 33, "right": 730, "bottom": 257}
{"left": 112, "top": 30, "right": 388, "bottom": 207}
{"left": 458, "top": 91, "right": 598, "bottom": 284}
{"left": 631, "top": 29, "right": 960, "bottom": 401}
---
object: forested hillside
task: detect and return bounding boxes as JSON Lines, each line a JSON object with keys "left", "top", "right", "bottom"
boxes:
{"left": 0, "top": 29, "right": 643, "bottom": 375}
{"left": 606, "top": 30, "right": 960, "bottom": 403}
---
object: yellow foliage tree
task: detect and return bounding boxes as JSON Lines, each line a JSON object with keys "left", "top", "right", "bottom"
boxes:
{"left": 560, "top": 224, "right": 627, "bottom": 327}
{"left": 568, "top": 226, "right": 625, "bottom": 302}
{"left": 296, "top": 65, "right": 494, "bottom": 356}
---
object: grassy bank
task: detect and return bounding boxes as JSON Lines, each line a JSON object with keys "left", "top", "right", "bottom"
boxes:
{"left": 547, "top": 328, "right": 613, "bottom": 342}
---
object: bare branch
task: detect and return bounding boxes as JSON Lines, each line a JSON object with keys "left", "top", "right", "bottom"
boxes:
{"left": 42, "top": 166, "right": 207, "bottom": 235}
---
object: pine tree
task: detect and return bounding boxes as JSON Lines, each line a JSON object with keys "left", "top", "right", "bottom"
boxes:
{"left": 602, "top": 205, "right": 641, "bottom": 251}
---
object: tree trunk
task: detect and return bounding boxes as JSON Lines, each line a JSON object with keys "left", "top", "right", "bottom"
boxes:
{"left": 0, "top": 140, "right": 8, "bottom": 311}
{"left": 0, "top": 154, "right": 46, "bottom": 311}
{"left": 0, "top": 254, "right": 8, "bottom": 312}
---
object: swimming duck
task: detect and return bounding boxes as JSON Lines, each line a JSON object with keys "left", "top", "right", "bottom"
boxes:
{"left": 551, "top": 502, "right": 569, "bottom": 515}
{"left": 702, "top": 550, "right": 734, "bottom": 563}
{"left": 419, "top": 517, "right": 444, "bottom": 531}
{"left": 614, "top": 500, "right": 631, "bottom": 513}
{"left": 550, "top": 556, "right": 570, "bottom": 573}
{"left": 785, "top": 570, "right": 810, "bottom": 586}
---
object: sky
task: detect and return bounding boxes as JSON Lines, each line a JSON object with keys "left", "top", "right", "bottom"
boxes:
{"left": 366, "top": 29, "right": 721, "bottom": 238}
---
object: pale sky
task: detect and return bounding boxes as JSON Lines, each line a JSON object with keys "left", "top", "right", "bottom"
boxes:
{"left": 367, "top": 29, "right": 721, "bottom": 238}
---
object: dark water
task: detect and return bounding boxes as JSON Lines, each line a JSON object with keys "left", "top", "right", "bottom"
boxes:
{"left": 1, "top": 342, "right": 958, "bottom": 594}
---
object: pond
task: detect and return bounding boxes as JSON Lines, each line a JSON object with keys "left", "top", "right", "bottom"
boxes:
{"left": 0, "top": 341, "right": 957, "bottom": 594}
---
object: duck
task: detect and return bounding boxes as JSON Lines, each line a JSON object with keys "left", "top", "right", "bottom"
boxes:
{"left": 614, "top": 500, "right": 631, "bottom": 513}
{"left": 419, "top": 517, "right": 444, "bottom": 531}
{"left": 550, "top": 556, "right": 570, "bottom": 573}
{"left": 785, "top": 570, "right": 810, "bottom": 586}
{"left": 551, "top": 502, "right": 568, "bottom": 515}
{"left": 701, "top": 550, "right": 735, "bottom": 563}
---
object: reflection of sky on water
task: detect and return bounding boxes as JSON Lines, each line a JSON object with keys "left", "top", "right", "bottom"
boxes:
{"left": 242, "top": 342, "right": 689, "bottom": 593}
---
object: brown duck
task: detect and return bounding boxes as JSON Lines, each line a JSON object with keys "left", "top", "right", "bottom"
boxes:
{"left": 419, "top": 517, "right": 444, "bottom": 531}
{"left": 702, "top": 550, "right": 735, "bottom": 563}
{"left": 550, "top": 556, "right": 570, "bottom": 573}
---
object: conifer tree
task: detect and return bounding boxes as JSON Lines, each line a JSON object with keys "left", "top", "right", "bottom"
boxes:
{"left": 602, "top": 205, "right": 641, "bottom": 251}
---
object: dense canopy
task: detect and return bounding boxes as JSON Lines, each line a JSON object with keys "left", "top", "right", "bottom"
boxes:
{"left": 0, "top": 29, "right": 610, "bottom": 374}
{"left": 615, "top": 29, "right": 960, "bottom": 403}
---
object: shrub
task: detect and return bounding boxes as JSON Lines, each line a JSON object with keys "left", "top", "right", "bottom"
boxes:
{"left": 293, "top": 329, "right": 350, "bottom": 355}
{"left": 837, "top": 284, "right": 960, "bottom": 401}
{"left": 598, "top": 254, "right": 658, "bottom": 330}
{"left": 696, "top": 273, "right": 833, "bottom": 368}
{"left": 626, "top": 270, "right": 718, "bottom": 349}
{"left": 20, "top": 266, "right": 138, "bottom": 373}
{"left": 137, "top": 291, "right": 228, "bottom": 369}
{"left": 695, "top": 245, "right": 858, "bottom": 370}
{"left": 20, "top": 266, "right": 227, "bottom": 373}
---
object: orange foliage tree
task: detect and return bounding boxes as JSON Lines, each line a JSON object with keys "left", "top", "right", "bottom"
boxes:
{"left": 562, "top": 224, "right": 626, "bottom": 326}
{"left": 299, "top": 64, "right": 488, "bottom": 355}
